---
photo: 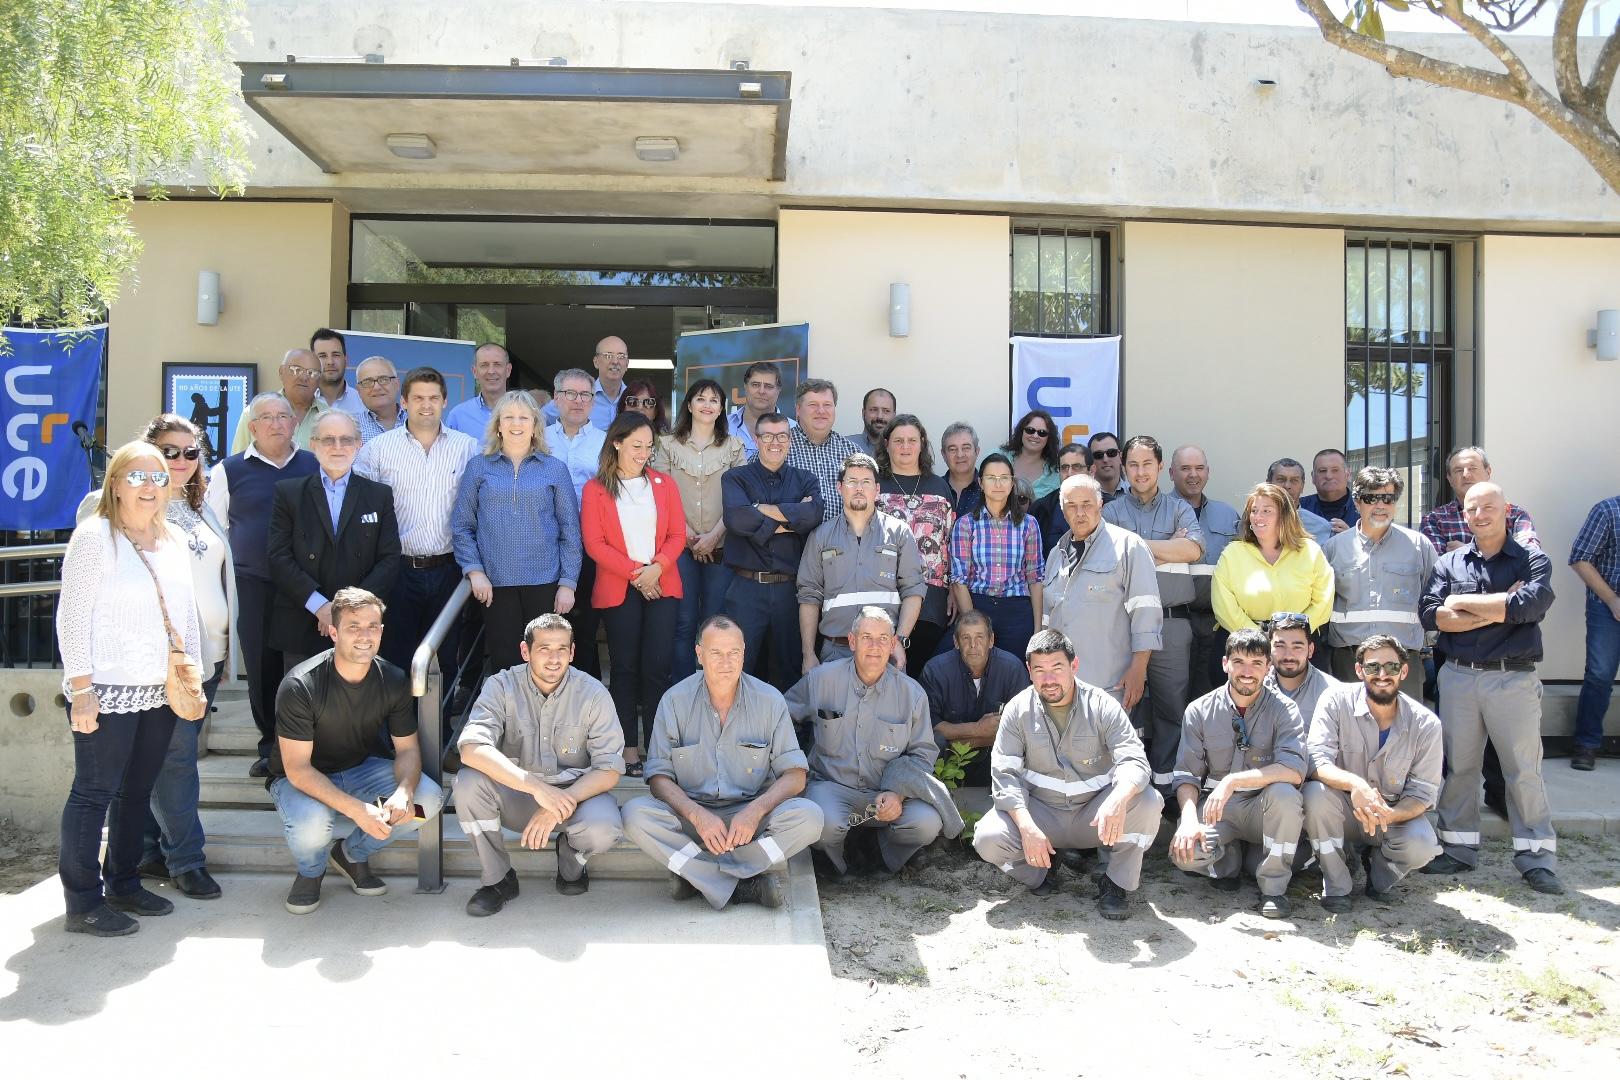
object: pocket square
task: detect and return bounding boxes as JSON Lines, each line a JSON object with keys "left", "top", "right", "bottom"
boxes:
{"left": 361, "top": 511, "right": 378, "bottom": 524}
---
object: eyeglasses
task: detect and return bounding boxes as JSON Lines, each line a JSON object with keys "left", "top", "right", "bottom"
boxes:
{"left": 312, "top": 435, "right": 360, "bottom": 448}
{"left": 756, "top": 432, "right": 791, "bottom": 445}
{"left": 557, "top": 389, "right": 593, "bottom": 402}
{"left": 1092, "top": 447, "right": 1121, "bottom": 459}
{"left": 253, "top": 412, "right": 295, "bottom": 425}
{"left": 1022, "top": 426, "right": 1050, "bottom": 438}
{"left": 625, "top": 397, "right": 659, "bottom": 409}
{"left": 123, "top": 470, "right": 171, "bottom": 487}
{"left": 1358, "top": 492, "right": 1399, "bottom": 505}
{"left": 1360, "top": 660, "right": 1405, "bottom": 677}
{"left": 159, "top": 445, "right": 202, "bottom": 461}
{"left": 283, "top": 365, "right": 317, "bottom": 380}
{"left": 1058, "top": 461, "right": 1088, "bottom": 475}
{"left": 981, "top": 474, "right": 1015, "bottom": 485}
{"left": 357, "top": 375, "right": 397, "bottom": 390}
{"left": 595, "top": 351, "right": 629, "bottom": 361}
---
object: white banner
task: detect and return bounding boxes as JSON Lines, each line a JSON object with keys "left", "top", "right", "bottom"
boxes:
{"left": 1010, "top": 335, "right": 1120, "bottom": 446}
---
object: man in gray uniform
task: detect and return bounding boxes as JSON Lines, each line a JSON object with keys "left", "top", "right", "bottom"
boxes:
{"left": 1169, "top": 629, "right": 1306, "bottom": 918}
{"left": 1104, "top": 434, "right": 1204, "bottom": 794}
{"left": 1041, "top": 473, "right": 1162, "bottom": 711}
{"left": 1324, "top": 467, "right": 1437, "bottom": 697}
{"left": 786, "top": 607, "right": 942, "bottom": 877}
{"left": 797, "top": 453, "right": 926, "bottom": 672}
{"left": 1264, "top": 612, "right": 1340, "bottom": 724}
{"left": 1171, "top": 444, "right": 1241, "bottom": 697}
{"left": 454, "top": 614, "right": 625, "bottom": 915}
{"left": 622, "top": 616, "right": 824, "bottom": 909}
{"left": 1303, "top": 635, "right": 1444, "bottom": 913}
{"left": 973, "top": 629, "right": 1164, "bottom": 919}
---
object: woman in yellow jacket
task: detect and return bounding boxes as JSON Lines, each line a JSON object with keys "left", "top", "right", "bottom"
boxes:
{"left": 1212, "top": 482, "right": 1334, "bottom": 632}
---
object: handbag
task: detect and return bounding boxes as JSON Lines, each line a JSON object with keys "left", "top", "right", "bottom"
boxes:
{"left": 126, "top": 529, "right": 208, "bottom": 721}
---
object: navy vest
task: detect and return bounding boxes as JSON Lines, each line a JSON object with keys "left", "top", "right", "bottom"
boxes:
{"left": 221, "top": 448, "right": 318, "bottom": 580}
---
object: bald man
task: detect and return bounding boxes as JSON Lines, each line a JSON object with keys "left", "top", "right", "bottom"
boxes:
{"left": 543, "top": 336, "right": 630, "bottom": 430}
{"left": 232, "top": 349, "right": 331, "bottom": 453}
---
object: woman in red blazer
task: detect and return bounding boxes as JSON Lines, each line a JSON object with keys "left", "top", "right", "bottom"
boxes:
{"left": 581, "top": 412, "right": 687, "bottom": 774}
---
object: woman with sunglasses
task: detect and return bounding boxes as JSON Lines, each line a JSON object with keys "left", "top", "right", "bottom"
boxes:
{"left": 58, "top": 441, "right": 204, "bottom": 936}
{"left": 949, "top": 454, "right": 1044, "bottom": 662}
{"left": 875, "top": 414, "right": 954, "bottom": 675}
{"left": 615, "top": 377, "right": 671, "bottom": 434}
{"left": 1212, "top": 482, "right": 1334, "bottom": 634}
{"left": 653, "top": 378, "right": 747, "bottom": 682}
{"left": 998, "top": 408, "right": 1062, "bottom": 499}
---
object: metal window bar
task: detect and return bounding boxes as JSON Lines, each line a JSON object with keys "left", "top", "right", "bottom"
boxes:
{"left": 1010, "top": 225, "right": 1113, "bottom": 338}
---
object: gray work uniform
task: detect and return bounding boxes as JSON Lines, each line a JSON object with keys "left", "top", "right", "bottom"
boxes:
{"left": 1169, "top": 684, "right": 1306, "bottom": 896}
{"left": 1041, "top": 523, "right": 1163, "bottom": 703}
{"left": 1324, "top": 523, "right": 1436, "bottom": 694}
{"left": 1104, "top": 489, "right": 1205, "bottom": 790}
{"left": 786, "top": 659, "right": 943, "bottom": 873}
{"left": 621, "top": 672, "right": 824, "bottom": 909}
{"left": 797, "top": 511, "right": 927, "bottom": 662}
{"left": 1188, "top": 497, "right": 1241, "bottom": 698}
{"left": 973, "top": 683, "right": 1165, "bottom": 890}
{"left": 1303, "top": 683, "right": 1444, "bottom": 898}
{"left": 454, "top": 665, "right": 626, "bottom": 886}
{"left": 1265, "top": 665, "right": 1341, "bottom": 730}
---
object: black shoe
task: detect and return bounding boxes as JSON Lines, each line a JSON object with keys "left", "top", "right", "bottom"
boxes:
{"left": 1096, "top": 875, "right": 1132, "bottom": 920}
{"left": 137, "top": 859, "right": 171, "bottom": 883}
{"left": 285, "top": 872, "right": 323, "bottom": 914}
{"left": 467, "top": 869, "right": 520, "bottom": 916}
{"left": 171, "top": 868, "right": 222, "bottom": 900}
{"left": 1571, "top": 749, "right": 1597, "bottom": 772}
{"left": 1259, "top": 894, "right": 1292, "bottom": 919}
{"left": 248, "top": 758, "right": 270, "bottom": 778}
{"left": 1483, "top": 788, "right": 1508, "bottom": 820}
{"left": 1029, "top": 871, "right": 1062, "bottom": 897}
{"left": 64, "top": 904, "right": 139, "bottom": 937}
{"left": 105, "top": 887, "right": 174, "bottom": 917}
{"left": 1421, "top": 853, "right": 1474, "bottom": 876}
{"left": 328, "top": 841, "right": 387, "bottom": 896}
{"left": 729, "top": 872, "right": 785, "bottom": 909}
{"left": 1208, "top": 874, "right": 1242, "bottom": 893}
{"left": 1056, "top": 848, "right": 1095, "bottom": 875}
{"left": 670, "top": 872, "right": 700, "bottom": 901}
{"left": 810, "top": 847, "right": 849, "bottom": 884}
{"left": 555, "top": 834, "right": 589, "bottom": 895}
{"left": 1319, "top": 893, "right": 1354, "bottom": 915}
{"left": 1364, "top": 880, "right": 1393, "bottom": 902}
{"left": 1523, "top": 867, "right": 1565, "bottom": 895}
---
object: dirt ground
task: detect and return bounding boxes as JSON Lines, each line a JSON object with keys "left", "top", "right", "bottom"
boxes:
{"left": 0, "top": 820, "right": 55, "bottom": 896}
{"left": 820, "top": 831, "right": 1620, "bottom": 1080}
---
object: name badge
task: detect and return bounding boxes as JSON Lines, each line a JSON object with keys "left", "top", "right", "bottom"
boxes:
{"left": 821, "top": 549, "right": 839, "bottom": 562}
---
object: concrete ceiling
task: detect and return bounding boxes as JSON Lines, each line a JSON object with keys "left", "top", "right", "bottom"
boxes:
{"left": 353, "top": 217, "right": 775, "bottom": 272}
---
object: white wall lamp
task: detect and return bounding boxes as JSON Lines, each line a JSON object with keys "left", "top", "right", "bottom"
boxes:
{"left": 635, "top": 136, "right": 681, "bottom": 162}
{"left": 1588, "top": 309, "right": 1619, "bottom": 360}
{"left": 385, "top": 133, "right": 436, "bottom": 160}
{"left": 197, "top": 271, "right": 223, "bottom": 325}
{"left": 889, "top": 283, "right": 910, "bottom": 338}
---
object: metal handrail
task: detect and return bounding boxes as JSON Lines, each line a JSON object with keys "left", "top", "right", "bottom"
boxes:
{"left": 407, "top": 576, "right": 473, "bottom": 893}
{"left": 0, "top": 543, "right": 68, "bottom": 561}
{"left": 0, "top": 581, "right": 62, "bottom": 599}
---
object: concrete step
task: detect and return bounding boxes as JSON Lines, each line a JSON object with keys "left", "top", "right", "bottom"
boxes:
{"left": 200, "top": 808, "right": 668, "bottom": 879}
{"left": 1538, "top": 683, "right": 1620, "bottom": 741}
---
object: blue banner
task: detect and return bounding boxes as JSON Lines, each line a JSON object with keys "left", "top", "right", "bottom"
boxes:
{"left": 2, "top": 325, "right": 105, "bottom": 531}
{"left": 675, "top": 322, "right": 808, "bottom": 413}
{"left": 341, "top": 330, "right": 478, "bottom": 408}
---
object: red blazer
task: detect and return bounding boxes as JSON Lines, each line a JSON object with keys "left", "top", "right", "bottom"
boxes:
{"left": 580, "top": 468, "right": 687, "bottom": 608}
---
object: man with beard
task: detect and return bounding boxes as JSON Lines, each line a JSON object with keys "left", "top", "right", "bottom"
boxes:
{"left": 310, "top": 328, "right": 364, "bottom": 417}
{"left": 848, "top": 388, "right": 896, "bottom": 455}
{"left": 1303, "top": 635, "right": 1443, "bottom": 912}
{"left": 1264, "top": 611, "right": 1340, "bottom": 724}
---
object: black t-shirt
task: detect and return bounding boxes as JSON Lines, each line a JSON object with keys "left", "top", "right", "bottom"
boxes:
{"left": 269, "top": 651, "right": 417, "bottom": 780}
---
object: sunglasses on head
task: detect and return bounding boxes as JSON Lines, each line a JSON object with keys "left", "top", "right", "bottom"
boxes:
{"left": 123, "top": 470, "right": 171, "bottom": 487}
{"left": 159, "top": 445, "right": 202, "bottom": 461}
{"left": 1358, "top": 492, "right": 1399, "bottom": 505}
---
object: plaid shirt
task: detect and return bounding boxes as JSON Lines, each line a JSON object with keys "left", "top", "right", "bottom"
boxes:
{"left": 786, "top": 429, "right": 861, "bottom": 523}
{"left": 1419, "top": 499, "right": 1539, "bottom": 552}
{"left": 949, "top": 509, "right": 1043, "bottom": 596}
{"left": 1570, "top": 496, "right": 1620, "bottom": 594}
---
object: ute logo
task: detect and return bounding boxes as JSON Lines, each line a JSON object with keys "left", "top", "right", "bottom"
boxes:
{"left": 4, "top": 365, "right": 71, "bottom": 502}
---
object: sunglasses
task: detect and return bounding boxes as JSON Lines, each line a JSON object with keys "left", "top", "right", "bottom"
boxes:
{"left": 625, "top": 397, "right": 660, "bottom": 409}
{"left": 1230, "top": 715, "right": 1251, "bottom": 753}
{"left": 123, "top": 470, "right": 171, "bottom": 487}
{"left": 1360, "top": 660, "right": 1405, "bottom": 677}
{"left": 159, "top": 445, "right": 202, "bottom": 461}
{"left": 1092, "top": 447, "right": 1121, "bottom": 459}
{"left": 1358, "top": 492, "right": 1399, "bottom": 505}
{"left": 1022, "top": 426, "right": 1050, "bottom": 437}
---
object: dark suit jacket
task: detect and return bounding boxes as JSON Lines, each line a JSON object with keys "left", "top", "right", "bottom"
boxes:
{"left": 267, "top": 471, "right": 401, "bottom": 656}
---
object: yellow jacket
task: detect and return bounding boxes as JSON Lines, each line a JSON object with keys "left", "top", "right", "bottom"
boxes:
{"left": 1212, "top": 539, "right": 1334, "bottom": 632}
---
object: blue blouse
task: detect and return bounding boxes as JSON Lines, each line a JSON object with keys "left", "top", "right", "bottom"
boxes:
{"left": 452, "top": 450, "right": 582, "bottom": 589}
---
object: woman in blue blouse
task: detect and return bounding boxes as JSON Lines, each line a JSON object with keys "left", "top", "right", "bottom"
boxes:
{"left": 452, "top": 390, "right": 582, "bottom": 672}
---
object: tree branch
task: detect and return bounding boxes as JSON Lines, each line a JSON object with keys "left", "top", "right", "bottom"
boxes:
{"left": 1296, "top": 0, "right": 1525, "bottom": 103}
{"left": 1434, "top": 0, "right": 1538, "bottom": 93}
{"left": 1587, "top": 12, "right": 1620, "bottom": 111}
{"left": 1552, "top": 0, "right": 1588, "bottom": 110}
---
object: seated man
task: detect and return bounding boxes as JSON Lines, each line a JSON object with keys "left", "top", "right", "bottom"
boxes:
{"left": 1169, "top": 629, "right": 1306, "bottom": 919}
{"left": 919, "top": 610, "right": 1030, "bottom": 787}
{"left": 1303, "top": 635, "right": 1443, "bottom": 913}
{"left": 787, "top": 607, "right": 944, "bottom": 878}
{"left": 269, "top": 588, "right": 445, "bottom": 915}
{"left": 622, "top": 616, "right": 825, "bottom": 910}
{"left": 973, "top": 629, "right": 1164, "bottom": 919}
{"left": 454, "top": 614, "right": 625, "bottom": 915}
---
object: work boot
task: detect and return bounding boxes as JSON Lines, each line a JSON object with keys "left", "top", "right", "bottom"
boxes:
{"left": 1096, "top": 875, "right": 1132, "bottom": 920}
{"left": 328, "top": 841, "right": 387, "bottom": 896}
{"left": 1028, "top": 870, "right": 1062, "bottom": 897}
{"left": 1571, "top": 749, "right": 1596, "bottom": 772}
{"left": 285, "top": 872, "right": 324, "bottom": 915}
{"left": 1319, "top": 893, "right": 1354, "bottom": 915}
{"left": 467, "top": 869, "right": 520, "bottom": 916}
{"left": 669, "top": 872, "right": 700, "bottom": 902}
{"left": 729, "top": 872, "right": 785, "bottom": 909}
{"left": 1523, "top": 868, "right": 1565, "bottom": 895}
{"left": 1258, "top": 894, "right": 1292, "bottom": 919}
{"left": 1420, "top": 853, "right": 1473, "bottom": 876}
{"left": 172, "top": 868, "right": 223, "bottom": 900}
{"left": 1208, "top": 874, "right": 1241, "bottom": 893}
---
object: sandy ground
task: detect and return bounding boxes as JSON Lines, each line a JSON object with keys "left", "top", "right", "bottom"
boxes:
{"left": 0, "top": 822, "right": 54, "bottom": 896}
{"left": 820, "top": 832, "right": 1620, "bottom": 1080}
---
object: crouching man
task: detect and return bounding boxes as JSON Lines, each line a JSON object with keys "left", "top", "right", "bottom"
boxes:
{"left": 973, "top": 629, "right": 1163, "bottom": 919}
{"left": 1169, "top": 628, "right": 1306, "bottom": 919}
{"left": 623, "top": 616, "right": 824, "bottom": 910}
{"left": 1303, "top": 635, "right": 1443, "bottom": 913}
{"left": 454, "top": 614, "right": 625, "bottom": 916}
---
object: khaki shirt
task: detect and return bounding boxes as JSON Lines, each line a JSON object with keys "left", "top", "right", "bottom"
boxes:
{"left": 785, "top": 658, "right": 937, "bottom": 792}
{"left": 797, "top": 511, "right": 927, "bottom": 640}
{"left": 1306, "top": 683, "right": 1443, "bottom": 809}
{"left": 457, "top": 665, "right": 625, "bottom": 784}
{"left": 1172, "top": 683, "right": 1305, "bottom": 794}
{"left": 1102, "top": 488, "right": 1205, "bottom": 608}
{"left": 990, "top": 683, "right": 1151, "bottom": 814}
{"left": 645, "top": 672, "right": 808, "bottom": 807}
{"left": 653, "top": 433, "right": 748, "bottom": 534}
{"left": 1323, "top": 522, "right": 1438, "bottom": 650}
{"left": 1041, "top": 523, "right": 1163, "bottom": 692}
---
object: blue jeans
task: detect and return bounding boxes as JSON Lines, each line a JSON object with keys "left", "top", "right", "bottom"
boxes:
{"left": 269, "top": 757, "right": 446, "bottom": 878}
{"left": 672, "top": 552, "right": 735, "bottom": 682}
{"left": 381, "top": 561, "right": 464, "bottom": 689}
{"left": 60, "top": 704, "right": 177, "bottom": 914}
{"left": 724, "top": 574, "right": 801, "bottom": 692}
{"left": 140, "top": 661, "right": 222, "bottom": 875}
{"left": 971, "top": 592, "right": 1035, "bottom": 664}
{"left": 1575, "top": 593, "right": 1620, "bottom": 751}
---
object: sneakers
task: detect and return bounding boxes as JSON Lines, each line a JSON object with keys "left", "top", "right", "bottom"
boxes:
{"left": 1258, "top": 894, "right": 1292, "bottom": 919}
{"left": 105, "top": 887, "right": 174, "bottom": 917}
{"left": 467, "top": 869, "right": 520, "bottom": 916}
{"left": 64, "top": 904, "right": 139, "bottom": 937}
{"left": 1319, "top": 893, "right": 1354, "bottom": 915}
{"left": 729, "top": 872, "right": 785, "bottom": 909}
{"left": 669, "top": 872, "right": 700, "bottom": 902}
{"left": 285, "top": 872, "right": 324, "bottom": 915}
{"left": 555, "top": 834, "right": 589, "bottom": 896}
{"left": 1096, "top": 875, "right": 1132, "bottom": 920}
{"left": 328, "top": 841, "right": 387, "bottom": 896}
{"left": 1420, "top": 853, "right": 1474, "bottom": 876}
{"left": 1523, "top": 867, "right": 1565, "bottom": 895}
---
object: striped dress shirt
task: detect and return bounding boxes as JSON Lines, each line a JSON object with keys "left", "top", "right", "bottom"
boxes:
{"left": 354, "top": 424, "right": 478, "bottom": 557}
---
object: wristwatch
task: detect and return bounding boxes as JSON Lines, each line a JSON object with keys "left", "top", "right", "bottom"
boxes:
{"left": 897, "top": 635, "right": 912, "bottom": 650}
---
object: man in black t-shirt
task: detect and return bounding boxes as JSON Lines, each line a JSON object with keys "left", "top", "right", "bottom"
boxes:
{"left": 269, "top": 587, "right": 444, "bottom": 915}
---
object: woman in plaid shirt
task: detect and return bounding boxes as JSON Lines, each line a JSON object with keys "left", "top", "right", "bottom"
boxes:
{"left": 949, "top": 454, "right": 1044, "bottom": 661}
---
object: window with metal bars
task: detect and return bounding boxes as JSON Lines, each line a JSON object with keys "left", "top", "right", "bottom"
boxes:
{"left": 1011, "top": 225, "right": 1112, "bottom": 337}
{"left": 1345, "top": 238, "right": 1452, "bottom": 527}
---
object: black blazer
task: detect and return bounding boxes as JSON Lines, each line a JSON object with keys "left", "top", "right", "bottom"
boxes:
{"left": 267, "top": 472, "right": 401, "bottom": 656}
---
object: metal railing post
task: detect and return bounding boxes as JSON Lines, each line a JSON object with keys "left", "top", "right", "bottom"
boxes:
{"left": 410, "top": 577, "right": 470, "bottom": 895}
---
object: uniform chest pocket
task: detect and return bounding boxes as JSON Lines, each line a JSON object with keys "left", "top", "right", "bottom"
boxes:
{"left": 866, "top": 716, "right": 908, "bottom": 762}
{"left": 735, "top": 740, "right": 770, "bottom": 779}
{"left": 554, "top": 724, "right": 588, "bottom": 765}
{"left": 1080, "top": 573, "right": 1124, "bottom": 604}
{"left": 670, "top": 745, "right": 705, "bottom": 790}
{"left": 1382, "top": 561, "right": 1422, "bottom": 603}
{"left": 877, "top": 546, "right": 899, "bottom": 581}
{"left": 1065, "top": 735, "right": 1108, "bottom": 774}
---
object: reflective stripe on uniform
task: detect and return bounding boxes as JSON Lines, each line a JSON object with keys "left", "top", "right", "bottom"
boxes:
{"left": 1512, "top": 836, "right": 1557, "bottom": 853}
{"left": 1329, "top": 609, "right": 1421, "bottom": 625}
{"left": 1123, "top": 595, "right": 1157, "bottom": 613}
{"left": 462, "top": 818, "right": 501, "bottom": 836}
{"left": 1310, "top": 837, "right": 1343, "bottom": 853}
{"left": 1439, "top": 830, "right": 1481, "bottom": 846}
{"left": 1152, "top": 771, "right": 1175, "bottom": 786}
{"left": 1118, "top": 832, "right": 1155, "bottom": 849}
{"left": 1023, "top": 769, "right": 1112, "bottom": 798}
{"left": 759, "top": 835, "right": 787, "bottom": 865}
{"left": 824, "top": 590, "right": 901, "bottom": 611}
{"left": 1156, "top": 563, "right": 1217, "bottom": 577}
{"left": 991, "top": 754, "right": 1025, "bottom": 772}
{"left": 1263, "top": 836, "right": 1298, "bottom": 859}
{"left": 668, "top": 840, "right": 701, "bottom": 874}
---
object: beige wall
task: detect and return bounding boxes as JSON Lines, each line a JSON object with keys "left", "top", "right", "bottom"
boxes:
{"left": 1122, "top": 222, "right": 1346, "bottom": 507}
{"left": 777, "top": 209, "right": 1011, "bottom": 447}
{"left": 107, "top": 201, "right": 348, "bottom": 447}
{"left": 1479, "top": 236, "right": 1620, "bottom": 681}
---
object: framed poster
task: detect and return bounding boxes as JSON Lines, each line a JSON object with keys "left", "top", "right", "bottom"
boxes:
{"left": 675, "top": 322, "right": 807, "bottom": 412}
{"left": 162, "top": 363, "right": 257, "bottom": 463}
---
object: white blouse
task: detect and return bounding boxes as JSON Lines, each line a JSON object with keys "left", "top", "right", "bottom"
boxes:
{"left": 57, "top": 519, "right": 203, "bottom": 714}
{"left": 615, "top": 476, "right": 658, "bottom": 565}
{"left": 168, "top": 502, "right": 229, "bottom": 666}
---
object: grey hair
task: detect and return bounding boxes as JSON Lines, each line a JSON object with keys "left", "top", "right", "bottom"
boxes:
{"left": 248, "top": 392, "right": 291, "bottom": 419}
{"left": 280, "top": 348, "right": 314, "bottom": 367}
{"left": 1445, "top": 445, "right": 1491, "bottom": 472}
{"left": 1353, "top": 466, "right": 1404, "bottom": 501}
{"left": 311, "top": 410, "right": 361, "bottom": 438}
{"left": 941, "top": 421, "right": 979, "bottom": 450}
{"left": 1266, "top": 457, "right": 1305, "bottom": 481}
{"left": 1060, "top": 472, "right": 1102, "bottom": 499}
{"left": 852, "top": 606, "right": 896, "bottom": 635}
{"left": 356, "top": 355, "right": 396, "bottom": 375}
{"left": 553, "top": 367, "right": 593, "bottom": 393}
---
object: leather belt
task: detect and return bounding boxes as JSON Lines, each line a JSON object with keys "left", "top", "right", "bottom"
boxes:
{"left": 1453, "top": 658, "right": 1535, "bottom": 672}
{"left": 404, "top": 552, "right": 455, "bottom": 570}
{"left": 1163, "top": 603, "right": 1192, "bottom": 619}
{"left": 734, "top": 568, "right": 794, "bottom": 585}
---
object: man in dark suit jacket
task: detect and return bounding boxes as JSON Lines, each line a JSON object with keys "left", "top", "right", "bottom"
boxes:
{"left": 268, "top": 412, "right": 402, "bottom": 667}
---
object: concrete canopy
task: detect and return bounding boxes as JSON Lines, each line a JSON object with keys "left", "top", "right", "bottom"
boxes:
{"left": 238, "top": 62, "right": 792, "bottom": 181}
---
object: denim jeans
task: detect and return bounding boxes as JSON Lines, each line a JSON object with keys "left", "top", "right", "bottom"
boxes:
{"left": 723, "top": 574, "right": 800, "bottom": 692}
{"left": 1575, "top": 593, "right": 1620, "bottom": 751}
{"left": 971, "top": 592, "right": 1035, "bottom": 665}
{"left": 269, "top": 757, "right": 446, "bottom": 878}
{"left": 60, "top": 703, "right": 177, "bottom": 914}
{"left": 671, "top": 551, "right": 735, "bottom": 682}
{"left": 139, "top": 661, "right": 223, "bottom": 875}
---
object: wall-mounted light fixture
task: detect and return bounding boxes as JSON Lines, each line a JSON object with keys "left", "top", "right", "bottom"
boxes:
{"left": 197, "top": 271, "right": 223, "bottom": 325}
{"left": 889, "top": 283, "right": 910, "bottom": 338}
{"left": 1588, "top": 309, "right": 1618, "bottom": 361}
{"left": 385, "top": 132, "right": 436, "bottom": 160}
{"left": 635, "top": 136, "right": 680, "bottom": 162}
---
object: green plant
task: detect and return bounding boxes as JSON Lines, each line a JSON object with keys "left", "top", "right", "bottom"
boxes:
{"left": 933, "top": 741, "right": 980, "bottom": 788}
